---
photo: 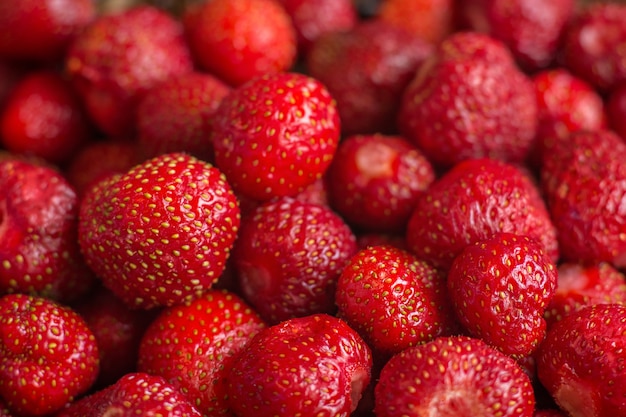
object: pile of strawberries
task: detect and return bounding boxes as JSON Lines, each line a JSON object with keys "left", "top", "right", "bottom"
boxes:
{"left": 1, "top": 0, "right": 626, "bottom": 416}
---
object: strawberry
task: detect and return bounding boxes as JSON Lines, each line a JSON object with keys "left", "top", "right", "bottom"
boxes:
{"left": 398, "top": 31, "right": 538, "bottom": 168}
{"left": 406, "top": 158, "right": 559, "bottom": 271}
{"left": 66, "top": 5, "right": 194, "bottom": 137}
{"left": 184, "top": 0, "right": 297, "bottom": 87}
{"left": 78, "top": 152, "right": 241, "bottom": 309}
{"left": 447, "top": 233, "right": 558, "bottom": 357}
{"left": 537, "top": 304, "right": 626, "bottom": 417}
{"left": 374, "top": 335, "right": 535, "bottom": 417}
{"left": 324, "top": 134, "right": 435, "bottom": 233}
{"left": 211, "top": 72, "right": 340, "bottom": 201}
{"left": 56, "top": 372, "right": 203, "bottom": 417}
{"left": 226, "top": 313, "right": 373, "bottom": 417}
{"left": 0, "top": 0, "right": 95, "bottom": 63}
{"left": 138, "top": 289, "right": 265, "bottom": 416}
{"left": 376, "top": 0, "right": 455, "bottom": 44}
{"left": 137, "top": 72, "right": 231, "bottom": 162}
{"left": 544, "top": 262, "right": 626, "bottom": 328}
{"left": 0, "top": 294, "right": 99, "bottom": 416}
{"left": 335, "top": 245, "right": 459, "bottom": 356}
{"left": 0, "top": 159, "right": 96, "bottom": 303}
{"left": 607, "top": 83, "right": 626, "bottom": 141}
{"left": 233, "top": 196, "right": 357, "bottom": 324}
{"left": 306, "top": 20, "right": 433, "bottom": 136}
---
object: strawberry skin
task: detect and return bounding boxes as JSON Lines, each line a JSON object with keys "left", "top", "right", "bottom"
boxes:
{"left": 226, "top": 313, "right": 373, "bottom": 417}
{"left": 0, "top": 294, "right": 99, "bottom": 416}
{"left": 138, "top": 289, "right": 266, "bottom": 416}
{"left": 78, "top": 152, "right": 241, "bottom": 309}
{"left": 537, "top": 304, "right": 626, "bottom": 417}
{"left": 211, "top": 72, "right": 340, "bottom": 201}
{"left": 374, "top": 335, "right": 535, "bottom": 417}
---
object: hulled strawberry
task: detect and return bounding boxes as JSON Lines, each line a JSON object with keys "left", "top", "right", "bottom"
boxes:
{"left": 0, "top": 294, "right": 99, "bottom": 416}
{"left": 226, "top": 314, "right": 373, "bottom": 417}
{"left": 211, "top": 72, "right": 340, "bottom": 201}
{"left": 233, "top": 197, "right": 357, "bottom": 324}
{"left": 537, "top": 304, "right": 626, "bottom": 417}
{"left": 78, "top": 152, "right": 240, "bottom": 309}
{"left": 374, "top": 335, "right": 535, "bottom": 417}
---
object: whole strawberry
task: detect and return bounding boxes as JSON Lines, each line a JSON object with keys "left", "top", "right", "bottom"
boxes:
{"left": 78, "top": 152, "right": 240, "bottom": 309}
{"left": 138, "top": 290, "right": 265, "bottom": 416}
{"left": 537, "top": 304, "right": 626, "bottom": 417}
{"left": 398, "top": 32, "right": 538, "bottom": 168}
{"left": 226, "top": 314, "right": 373, "bottom": 417}
{"left": 0, "top": 294, "right": 99, "bottom": 416}
{"left": 374, "top": 336, "right": 535, "bottom": 416}
{"left": 211, "top": 72, "right": 340, "bottom": 201}
{"left": 376, "top": 0, "right": 454, "bottom": 44}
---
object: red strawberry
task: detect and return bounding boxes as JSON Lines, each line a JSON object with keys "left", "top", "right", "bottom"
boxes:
{"left": 56, "top": 372, "right": 203, "bottom": 417}
{"left": 325, "top": 134, "right": 435, "bottom": 233}
{"left": 607, "top": 82, "right": 626, "bottom": 141}
{"left": 211, "top": 72, "right": 340, "bottom": 201}
{"left": 0, "top": 294, "right": 99, "bottom": 416}
{"left": 0, "top": 159, "right": 96, "bottom": 303}
{"left": 184, "top": 0, "right": 296, "bottom": 87}
{"left": 66, "top": 5, "right": 193, "bottom": 137}
{"left": 226, "top": 313, "right": 373, "bottom": 417}
{"left": 374, "top": 335, "right": 535, "bottom": 417}
{"left": 544, "top": 262, "right": 626, "bottom": 328}
{"left": 78, "top": 152, "right": 241, "bottom": 309}
{"left": 0, "top": 0, "right": 95, "bottom": 63}
{"left": 398, "top": 32, "right": 538, "bottom": 168}
{"left": 376, "top": 0, "right": 455, "bottom": 44}
{"left": 406, "top": 158, "right": 559, "bottom": 271}
{"left": 447, "top": 233, "right": 558, "bottom": 357}
{"left": 233, "top": 196, "right": 357, "bottom": 324}
{"left": 137, "top": 72, "right": 231, "bottom": 162}
{"left": 307, "top": 19, "right": 433, "bottom": 136}
{"left": 537, "top": 304, "right": 626, "bottom": 417}
{"left": 336, "top": 245, "right": 459, "bottom": 356}
{"left": 138, "top": 289, "right": 265, "bottom": 416}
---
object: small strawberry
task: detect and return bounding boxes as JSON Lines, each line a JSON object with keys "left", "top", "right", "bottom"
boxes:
{"left": 607, "top": 83, "right": 626, "bottom": 141}
{"left": 0, "top": 294, "right": 99, "bottom": 416}
{"left": 211, "top": 72, "right": 340, "bottom": 201}
{"left": 376, "top": 0, "right": 455, "bottom": 44}
{"left": 78, "top": 152, "right": 240, "bottom": 309}
{"left": 233, "top": 196, "right": 357, "bottom": 324}
{"left": 226, "top": 313, "right": 373, "bottom": 417}
{"left": 184, "top": 0, "right": 297, "bottom": 87}
{"left": 56, "top": 372, "right": 203, "bottom": 417}
{"left": 398, "top": 32, "right": 538, "bottom": 168}
{"left": 374, "top": 335, "right": 535, "bottom": 417}
{"left": 138, "top": 289, "right": 265, "bottom": 416}
{"left": 537, "top": 304, "right": 626, "bottom": 417}
{"left": 336, "top": 245, "right": 459, "bottom": 356}
{"left": 447, "top": 233, "right": 558, "bottom": 357}
{"left": 325, "top": 134, "right": 435, "bottom": 233}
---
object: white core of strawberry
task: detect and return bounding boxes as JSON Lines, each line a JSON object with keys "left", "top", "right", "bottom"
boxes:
{"left": 555, "top": 377, "right": 599, "bottom": 417}
{"left": 355, "top": 141, "right": 396, "bottom": 181}
{"left": 102, "top": 407, "right": 125, "bottom": 417}
{"left": 350, "top": 367, "right": 369, "bottom": 412}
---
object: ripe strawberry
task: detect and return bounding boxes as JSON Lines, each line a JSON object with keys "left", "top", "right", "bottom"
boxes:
{"left": 233, "top": 197, "right": 357, "bottom": 324}
{"left": 66, "top": 5, "right": 193, "bottom": 137}
{"left": 0, "top": 159, "right": 96, "bottom": 303}
{"left": 78, "top": 152, "right": 240, "bottom": 309}
{"left": 226, "top": 314, "right": 373, "bottom": 417}
{"left": 0, "top": 294, "right": 99, "bottom": 416}
{"left": 137, "top": 72, "right": 231, "bottom": 162}
{"left": 138, "top": 289, "right": 265, "bottom": 416}
{"left": 325, "top": 134, "right": 435, "bottom": 233}
{"left": 0, "top": 0, "right": 95, "bottom": 63}
{"left": 607, "top": 83, "right": 626, "bottom": 141}
{"left": 56, "top": 372, "right": 202, "bottom": 417}
{"left": 398, "top": 32, "right": 538, "bottom": 168}
{"left": 336, "top": 245, "right": 459, "bottom": 356}
{"left": 406, "top": 158, "right": 559, "bottom": 271}
{"left": 448, "top": 233, "right": 558, "bottom": 357}
{"left": 211, "top": 72, "right": 340, "bottom": 201}
{"left": 184, "top": 0, "right": 296, "bottom": 87}
{"left": 376, "top": 0, "right": 455, "bottom": 44}
{"left": 374, "top": 335, "right": 535, "bottom": 417}
{"left": 537, "top": 304, "right": 626, "bottom": 417}
{"left": 544, "top": 262, "right": 626, "bottom": 328}
{"left": 307, "top": 20, "right": 433, "bottom": 136}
